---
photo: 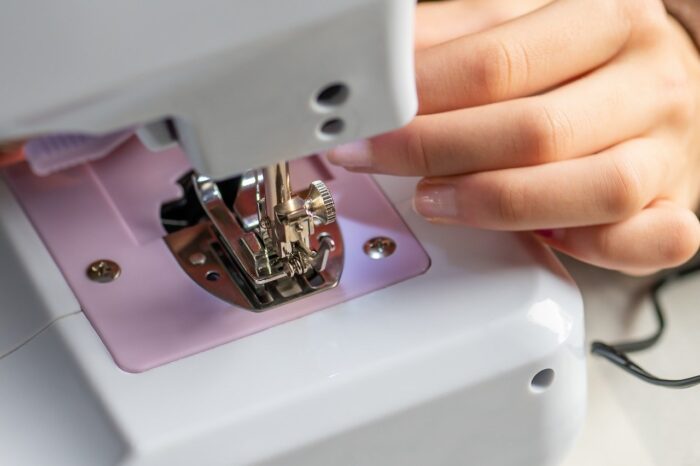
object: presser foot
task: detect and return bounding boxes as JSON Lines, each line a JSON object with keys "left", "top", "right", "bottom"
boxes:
{"left": 164, "top": 168, "right": 343, "bottom": 311}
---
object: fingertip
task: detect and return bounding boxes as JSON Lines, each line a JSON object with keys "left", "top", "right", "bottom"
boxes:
{"left": 325, "top": 140, "right": 373, "bottom": 169}
{"left": 413, "top": 178, "right": 459, "bottom": 221}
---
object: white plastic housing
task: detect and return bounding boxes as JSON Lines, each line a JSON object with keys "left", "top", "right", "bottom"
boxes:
{"left": 0, "top": 175, "right": 586, "bottom": 466}
{"left": 0, "top": 0, "right": 417, "bottom": 177}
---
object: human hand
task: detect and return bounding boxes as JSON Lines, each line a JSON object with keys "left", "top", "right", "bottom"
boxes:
{"left": 415, "top": 0, "right": 552, "bottom": 50}
{"left": 329, "top": 0, "right": 700, "bottom": 275}
{"left": 0, "top": 141, "right": 24, "bottom": 169}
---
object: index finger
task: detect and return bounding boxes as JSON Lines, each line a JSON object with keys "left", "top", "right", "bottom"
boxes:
{"left": 416, "top": 0, "right": 641, "bottom": 114}
{"left": 415, "top": 0, "right": 555, "bottom": 50}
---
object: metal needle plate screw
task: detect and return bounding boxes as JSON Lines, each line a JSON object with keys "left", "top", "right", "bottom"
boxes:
{"left": 86, "top": 259, "right": 121, "bottom": 283}
{"left": 363, "top": 237, "right": 396, "bottom": 260}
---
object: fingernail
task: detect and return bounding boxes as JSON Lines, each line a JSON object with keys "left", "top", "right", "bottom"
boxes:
{"left": 326, "top": 140, "right": 372, "bottom": 169}
{"left": 534, "top": 229, "right": 565, "bottom": 242}
{"left": 413, "top": 181, "right": 458, "bottom": 220}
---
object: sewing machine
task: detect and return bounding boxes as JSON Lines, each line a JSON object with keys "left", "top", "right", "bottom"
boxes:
{"left": 0, "top": 1, "right": 586, "bottom": 465}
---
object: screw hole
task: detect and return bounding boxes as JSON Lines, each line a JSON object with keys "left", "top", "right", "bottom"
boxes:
{"left": 205, "top": 271, "right": 221, "bottom": 282}
{"left": 319, "top": 118, "right": 345, "bottom": 138}
{"left": 316, "top": 83, "right": 349, "bottom": 107}
{"left": 530, "top": 368, "right": 555, "bottom": 393}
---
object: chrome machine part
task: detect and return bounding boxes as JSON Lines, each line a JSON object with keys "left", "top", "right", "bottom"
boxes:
{"left": 363, "top": 237, "right": 396, "bottom": 260}
{"left": 86, "top": 259, "right": 121, "bottom": 283}
{"left": 164, "top": 164, "right": 343, "bottom": 311}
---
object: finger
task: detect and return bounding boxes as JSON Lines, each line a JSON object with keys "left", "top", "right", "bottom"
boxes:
{"left": 329, "top": 57, "right": 667, "bottom": 176}
{"left": 0, "top": 142, "right": 25, "bottom": 169}
{"left": 415, "top": 0, "right": 637, "bottom": 114}
{"left": 537, "top": 201, "right": 700, "bottom": 274}
{"left": 415, "top": 1, "right": 492, "bottom": 50}
{"left": 412, "top": 138, "right": 667, "bottom": 230}
{"left": 415, "top": 0, "right": 552, "bottom": 50}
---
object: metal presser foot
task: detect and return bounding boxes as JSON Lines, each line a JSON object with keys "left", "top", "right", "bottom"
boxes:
{"left": 165, "top": 161, "right": 343, "bottom": 311}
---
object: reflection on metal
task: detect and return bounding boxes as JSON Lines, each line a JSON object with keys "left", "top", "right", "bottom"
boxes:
{"left": 188, "top": 252, "right": 207, "bottom": 266}
{"left": 86, "top": 259, "right": 121, "bottom": 283}
{"left": 165, "top": 163, "right": 343, "bottom": 311}
{"left": 363, "top": 237, "right": 396, "bottom": 260}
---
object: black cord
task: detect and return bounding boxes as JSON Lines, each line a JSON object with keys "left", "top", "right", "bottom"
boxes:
{"left": 590, "top": 261, "right": 700, "bottom": 388}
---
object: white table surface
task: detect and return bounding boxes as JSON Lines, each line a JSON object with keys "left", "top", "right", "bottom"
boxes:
{"left": 560, "top": 255, "right": 700, "bottom": 466}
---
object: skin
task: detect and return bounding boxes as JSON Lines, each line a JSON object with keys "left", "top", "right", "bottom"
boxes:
{"left": 0, "top": 141, "right": 24, "bottom": 169}
{"left": 328, "top": 0, "right": 700, "bottom": 275}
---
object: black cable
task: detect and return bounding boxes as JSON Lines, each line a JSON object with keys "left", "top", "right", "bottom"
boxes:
{"left": 590, "top": 261, "right": 700, "bottom": 388}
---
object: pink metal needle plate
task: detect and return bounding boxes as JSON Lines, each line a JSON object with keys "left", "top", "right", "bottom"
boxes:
{"left": 3, "top": 139, "right": 430, "bottom": 372}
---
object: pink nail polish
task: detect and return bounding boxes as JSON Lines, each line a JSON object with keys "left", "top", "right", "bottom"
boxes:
{"left": 413, "top": 183, "right": 458, "bottom": 219}
{"left": 326, "top": 140, "right": 373, "bottom": 169}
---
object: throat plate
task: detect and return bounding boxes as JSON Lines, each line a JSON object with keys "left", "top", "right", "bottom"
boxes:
{"left": 3, "top": 139, "right": 430, "bottom": 372}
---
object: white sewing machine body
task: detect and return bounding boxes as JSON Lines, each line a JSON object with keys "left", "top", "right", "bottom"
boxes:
{"left": 0, "top": 170, "right": 585, "bottom": 466}
{"left": 0, "top": 0, "right": 416, "bottom": 177}
{"left": 0, "top": 1, "right": 586, "bottom": 465}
